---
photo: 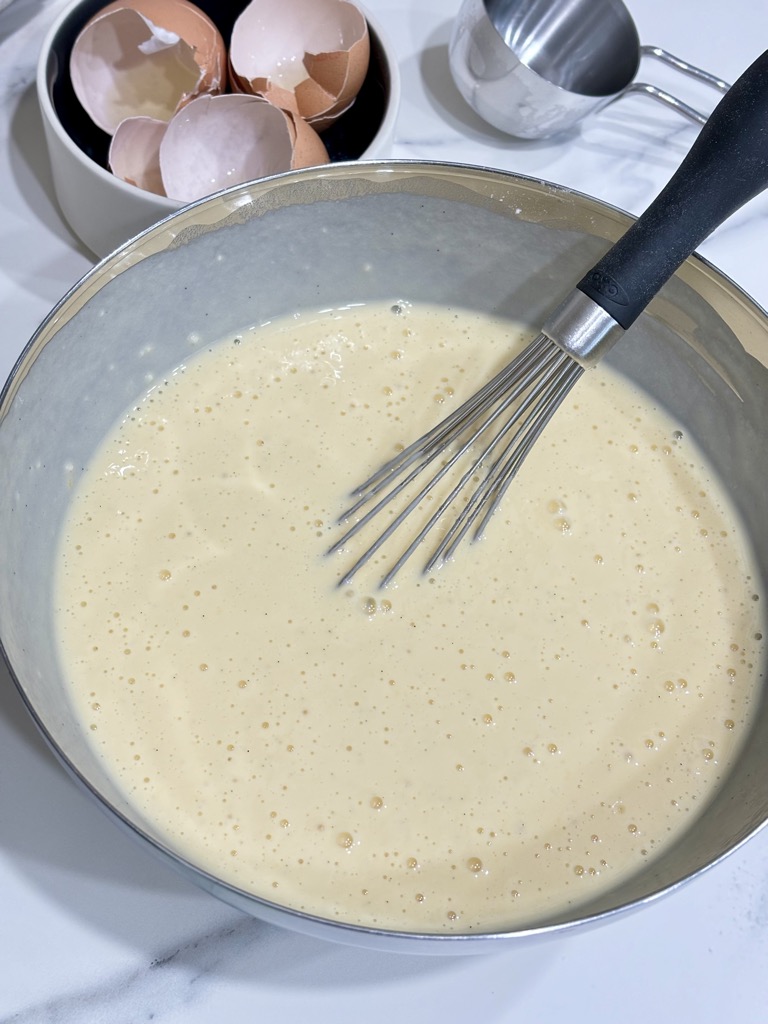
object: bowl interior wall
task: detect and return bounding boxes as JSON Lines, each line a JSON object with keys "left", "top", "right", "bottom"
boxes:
{"left": 2, "top": 164, "right": 766, "bottom": 939}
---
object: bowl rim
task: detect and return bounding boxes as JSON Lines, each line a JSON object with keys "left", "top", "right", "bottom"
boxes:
{"left": 4, "top": 158, "right": 768, "bottom": 953}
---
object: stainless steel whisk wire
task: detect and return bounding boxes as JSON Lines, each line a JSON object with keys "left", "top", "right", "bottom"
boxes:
{"left": 329, "top": 47, "right": 768, "bottom": 588}
{"left": 330, "top": 333, "right": 584, "bottom": 588}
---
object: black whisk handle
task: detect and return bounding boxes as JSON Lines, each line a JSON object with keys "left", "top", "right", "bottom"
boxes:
{"left": 577, "top": 47, "right": 768, "bottom": 331}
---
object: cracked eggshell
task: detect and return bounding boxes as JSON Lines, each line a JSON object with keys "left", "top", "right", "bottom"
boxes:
{"left": 70, "top": 0, "right": 226, "bottom": 135}
{"left": 156, "top": 93, "right": 330, "bottom": 204}
{"left": 229, "top": 0, "right": 370, "bottom": 131}
{"left": 283, "top": 108, "right": 334, "bottom": 169}
{"left": 109, "top": 115, "right": 167, "bottom": 195}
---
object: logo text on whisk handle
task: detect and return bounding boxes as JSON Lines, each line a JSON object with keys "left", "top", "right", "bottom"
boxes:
{"left": 583, "top": 270, "right": 630, "bottom": 306}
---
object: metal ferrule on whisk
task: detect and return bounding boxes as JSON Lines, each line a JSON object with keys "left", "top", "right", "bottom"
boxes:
{"left": 541, "top": 290, "right": 626, "bottom": 368}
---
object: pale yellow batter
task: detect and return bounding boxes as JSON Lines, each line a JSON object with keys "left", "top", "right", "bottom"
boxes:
{"left": 54, "top": 302, "right": 764, "bottom": 932}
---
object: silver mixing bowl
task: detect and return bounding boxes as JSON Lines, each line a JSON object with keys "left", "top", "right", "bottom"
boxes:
{"left": 1, "top": 161, "right": 767, "bottom": 954}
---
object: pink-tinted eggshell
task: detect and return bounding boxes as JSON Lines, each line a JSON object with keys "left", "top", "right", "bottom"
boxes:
{"left": 159, "top": 93, "right": 326, "bottom": 203}
{"left": 108, "top": 115, "right": 168, "bottom": 195}
{"left": 71, "top": 2, "right": 226, "bottom": 135}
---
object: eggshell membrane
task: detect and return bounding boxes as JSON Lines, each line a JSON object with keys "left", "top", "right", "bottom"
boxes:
{"left": 229, "top": 0, "right": 370, "bottom": 130}
{"left": 71, "top": 1, "right": 226, "bottom": 134}
{"left": 157, "top": 93, "right": 329, "bottom": 204}
{"left": 108, "top": 115, "right": 167, "bottom": 195}
{"left": 94, "top": 0, "right": 227, "bottom": 94}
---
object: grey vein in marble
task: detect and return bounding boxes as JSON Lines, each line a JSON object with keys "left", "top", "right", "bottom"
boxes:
{"left": 5, "top": 918, "right": 258, "bottom": 1024}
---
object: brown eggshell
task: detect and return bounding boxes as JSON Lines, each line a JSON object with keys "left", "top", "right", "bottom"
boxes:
{"left": 71, "top": 1, "right": 226, "bottom": 134}
{"left": 300, "top": 31, "right": 370, "bottom": 131}
{"left": 284, "top": 110, "right": 333, "bottom": 169}
{"left": 94, "top": 0, "right": 227, "bottom": 94}
{"left": 229, "top": 0, "right": 370, "bottom": 130}
{"left": 108, "top": 115, "right": 167, "bottom": 195}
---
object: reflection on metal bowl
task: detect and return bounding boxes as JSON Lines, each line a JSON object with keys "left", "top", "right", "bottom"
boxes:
{"left": 1, "top": 162, "right": 766, "bottom": 954}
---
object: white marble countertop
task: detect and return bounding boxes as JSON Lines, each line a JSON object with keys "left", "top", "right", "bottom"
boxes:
{"left": 2, "top": 0, "right": 768, "bottom": 1020}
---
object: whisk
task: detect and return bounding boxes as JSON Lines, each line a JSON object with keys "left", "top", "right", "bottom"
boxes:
{"left": 330, "top": 48, "right": 768, "bottom": 588}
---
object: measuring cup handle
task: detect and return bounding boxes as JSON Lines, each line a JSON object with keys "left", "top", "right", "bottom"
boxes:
{"left": 621, "top": 47, "right": 731, "bottom": 127}
{"left": 639, "top": 46, "right": 731, "bottom": 94}
{"left": 576, "top": 47, "right": 768, "bottom": 332}
{"left": 623, "top": 83, "right": 707, "bottom": 126}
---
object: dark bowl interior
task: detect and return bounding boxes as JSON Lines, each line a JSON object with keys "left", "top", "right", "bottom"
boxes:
{"left": 47, "top": 0, "right": 393, "bottom": 169}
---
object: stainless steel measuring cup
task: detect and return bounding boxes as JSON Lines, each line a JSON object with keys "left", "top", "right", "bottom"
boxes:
{"left": 449, "top": 0, "right": 730, "bottom": 139}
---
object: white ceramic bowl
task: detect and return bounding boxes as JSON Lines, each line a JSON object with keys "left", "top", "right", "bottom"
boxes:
{"left": 36, "top": 0, "right": 401, "bottom": 258}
